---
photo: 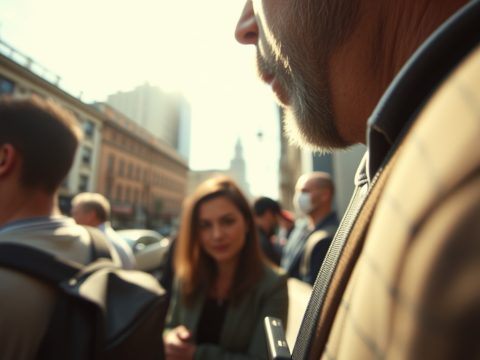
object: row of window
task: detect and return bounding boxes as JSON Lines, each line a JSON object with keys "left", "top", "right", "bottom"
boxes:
{"left": 104, "top": 126, "right": 185, "bottom": 174}
{"left": 112, "top": 184, "right": 142, "bottom": 204}
{"left": 107, "top": 153, "right": 185, "bottom": 192}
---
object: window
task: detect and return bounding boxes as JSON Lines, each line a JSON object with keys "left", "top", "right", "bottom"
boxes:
{"left": 0, "top": 76, "right": 15, "bottom": 95}
{"left": 126, "top": 187, "right": 131, "bottom": 202}
{"left": 78, "top": 175, "right": 89, "bottom": 192}
{"left": 116, "top": 185, "right": 123, "bottom": 202}
{"left": 119, "top": 160, "right": 125, "bottom": 176}
{"left": 81, "top": 147, "right": 92, "bottom": 166}
{"left": 128, "top": 163, "right": 133, "bottom": 178}
{"left": 107, "top": 154, "right": 115, "bottom": 172}
{"left": 83, "top": 120, "right": 95, "bottom": 138}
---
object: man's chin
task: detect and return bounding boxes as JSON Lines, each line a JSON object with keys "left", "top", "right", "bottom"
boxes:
{"left": 282, "top": 108, "right": 348, "bottom": 153}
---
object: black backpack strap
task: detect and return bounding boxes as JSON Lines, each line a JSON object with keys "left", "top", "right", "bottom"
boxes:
{"left": 0, "top": 227, "right": 114, "bottom": 284}
{"left": 83, "top": 226, "right": 112, "bottom": 261}
{"left": 0, "top": 243, "right": 81, "bottom": 284}
{"left": 299, "top": 224, "right": 338, "bottom": 280}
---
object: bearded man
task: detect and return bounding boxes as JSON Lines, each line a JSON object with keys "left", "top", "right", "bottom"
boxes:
{"left": 236, "top": 0, "right": 480, "bottom": 358}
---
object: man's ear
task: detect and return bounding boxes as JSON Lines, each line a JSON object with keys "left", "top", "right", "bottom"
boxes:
{"left": 0, "top": 144, "right": 16, "bottom": 176}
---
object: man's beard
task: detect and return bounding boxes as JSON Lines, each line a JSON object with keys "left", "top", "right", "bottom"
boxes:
{"left": 254, "top": 0, "right": 361, "bottom": 152}
{"left": 256, "top": 46, "right": 348, "bottom": 153}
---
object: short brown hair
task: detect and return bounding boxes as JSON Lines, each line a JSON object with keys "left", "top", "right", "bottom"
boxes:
{"left": 0, "top": 95, "right": 82, "bottom": 193}
{"left": 175, "top": 175, "right": 265, "bottom": 306}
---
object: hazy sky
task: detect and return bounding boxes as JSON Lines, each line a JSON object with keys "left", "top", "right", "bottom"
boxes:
{"left": 0, "top": 0, "right": 281, "bottom": 198}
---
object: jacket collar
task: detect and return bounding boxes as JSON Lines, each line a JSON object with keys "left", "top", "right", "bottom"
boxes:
{"left": 365, "top": 0, "right": 480, "bottom": 182}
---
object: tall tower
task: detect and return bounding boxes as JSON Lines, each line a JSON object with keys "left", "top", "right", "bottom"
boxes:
{"left": 229, "top": 138, "right": 251, "bottom": 198}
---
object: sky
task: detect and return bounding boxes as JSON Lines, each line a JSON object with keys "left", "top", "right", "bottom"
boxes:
{"left": 0, "top": 0, "right": 281, "bottom": 198}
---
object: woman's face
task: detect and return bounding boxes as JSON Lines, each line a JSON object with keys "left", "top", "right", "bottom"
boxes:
{"left": 198, "top": 195, "right": 247, "bottom": 267}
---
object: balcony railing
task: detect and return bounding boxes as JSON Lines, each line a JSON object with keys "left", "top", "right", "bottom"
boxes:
{"left": 0, "top": 37, "right": 84, "bottom": 100}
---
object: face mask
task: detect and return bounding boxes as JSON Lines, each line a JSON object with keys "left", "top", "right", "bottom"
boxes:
{"left": 294, "top": 191, "right": 313, "bottom": 215}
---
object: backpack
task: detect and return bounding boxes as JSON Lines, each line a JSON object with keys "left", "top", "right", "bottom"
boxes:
{"left": 0, "top": 226, "right": 167, "bottom": 360}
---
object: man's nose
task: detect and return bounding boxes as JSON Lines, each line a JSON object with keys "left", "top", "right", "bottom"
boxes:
{"left": 235, "top": 1, "right": 258, "bottom": 45}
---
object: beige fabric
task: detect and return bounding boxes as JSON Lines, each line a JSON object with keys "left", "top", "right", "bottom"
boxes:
{"left": 322, "top": 45, "right": 480, "bottom": 359}
{"left": 0, "top": 220, "right": 92, "bottom": 360}
{"left": 286, "top": 278, "right": 312, "bottom": 349}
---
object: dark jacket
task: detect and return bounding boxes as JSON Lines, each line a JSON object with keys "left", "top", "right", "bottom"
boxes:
{"left": 281, "top": 212, "right": 339, "bottom": 285}
{"left": 165, "top": 265, "right": 289, "bottom": 360}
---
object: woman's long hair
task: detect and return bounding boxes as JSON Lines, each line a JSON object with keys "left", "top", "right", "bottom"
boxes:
{"left": 174, "top": 175, "right": 265, "bottom": 306}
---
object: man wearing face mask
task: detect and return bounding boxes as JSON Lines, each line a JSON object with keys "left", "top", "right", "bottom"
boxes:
{"left": 281, "top": 172, "right": 339, "bottom": 285}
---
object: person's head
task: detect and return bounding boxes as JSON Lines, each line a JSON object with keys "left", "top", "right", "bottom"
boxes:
{"left": 0, "top": 95, "right": 81, "bottom": 194}
{"left": 253, "top": 196, "right": 281, "bottom": 235}
{"left": 71, "top": 192, "right": 111, "bottom": 227}
{"left": 293, "top": 172, "right": 334, "bottom": 220}
{"left": 235, "top": 0, "right": 467, "bottom": 151}
{"left": 0, "top": 95, "right": 82, "bottom": 225}
{"left": 175, "top": 175, "right": 264, "bottom": 305}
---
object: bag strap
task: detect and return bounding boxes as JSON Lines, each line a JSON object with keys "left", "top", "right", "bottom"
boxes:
{"left": 83, "top": 225, "right": 112, "bottom": 261}
{"left": 299, "top": 225, "right": 338, "bottom": 279}
{"left": 0, "top": 243, "right": 81, "bottom": 284}
{"left": 292, "top": 147, "right": 401, "bottom": 360}
{"left": 0, "top": 227, "right": 113, "bottom": 284}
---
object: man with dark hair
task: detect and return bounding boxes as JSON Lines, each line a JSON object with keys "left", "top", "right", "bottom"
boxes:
{"left": 71, "top": 192, "right": 136, "bottom": 269}
{"left": 236, "top": 0, "right": 480, "bottom": 358}
{"left": 0, "top": 95, "right": 90, "bottom": 358}
{"left": 252, "top": 196, "right": 283, "bottom": 265}
{"left": 282, "top": 172, "right": 338, "bottom": 285}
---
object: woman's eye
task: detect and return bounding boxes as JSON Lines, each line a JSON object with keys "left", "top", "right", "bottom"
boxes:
{"left": 199, "top": 222, "right": 211, "bottom": 229}
{"left": 221, "top": 217, "right": 235, "bottom": 226}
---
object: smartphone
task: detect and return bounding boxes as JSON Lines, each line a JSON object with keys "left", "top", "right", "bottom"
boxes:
{"left": 264, "top": 316, "right": 291, "bottom": 360}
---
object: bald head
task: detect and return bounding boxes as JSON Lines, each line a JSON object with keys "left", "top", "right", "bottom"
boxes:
{"left": 296, "top": 172, "right": 334, "bottom": 197}
{"left": 71, "top": 192, "right": 111, "bottom": 226}
{"left": 294, "top": 172, "right": 334, "bottom": 222}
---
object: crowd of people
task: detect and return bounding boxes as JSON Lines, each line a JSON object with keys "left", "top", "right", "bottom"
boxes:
{"left": 1, "top": 0, "right": 480, "bottom": 358}
{"left": 0, "top": 95, "right": 310, "bottom": 359}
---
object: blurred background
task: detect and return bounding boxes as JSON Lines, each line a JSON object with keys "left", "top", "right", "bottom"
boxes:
{"left": 0, "top": 0, "right": 365, "bottom": 233}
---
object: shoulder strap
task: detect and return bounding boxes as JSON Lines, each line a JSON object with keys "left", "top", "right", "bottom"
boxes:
{"left": 0, "top": 243, "right": 81, "bottom": 284}
{"left": 299, "top": 225, "right": 338, "bottom": 279}
{"left": 83, "top": 226, "right": 112, "bottom": 261}
{"left": 292, "top": 146, "right": 401, "bottom": 360}
{"left": 0, "top": 227, "right": 114, "bottom": 285}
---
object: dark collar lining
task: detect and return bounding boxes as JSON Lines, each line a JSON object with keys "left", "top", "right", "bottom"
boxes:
{"left": 366, "top": 0, "right": 480, "bottom": 182}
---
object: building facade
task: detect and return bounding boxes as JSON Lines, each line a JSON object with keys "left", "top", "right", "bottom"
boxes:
{"left": 95, "top": 103, "right": 189, "bottom": 229}
{"left": 0, "top": 39, "right": 102, "bottom": 211}
{"left": 0, "top": 39, "right": 189, "bottom": 227}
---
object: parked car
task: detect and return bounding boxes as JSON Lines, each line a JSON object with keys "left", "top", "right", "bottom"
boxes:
{"left": 117, "top": 229, "right": 170, "bottom": 280}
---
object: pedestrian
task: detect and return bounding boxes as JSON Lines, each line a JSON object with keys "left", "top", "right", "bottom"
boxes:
{"left": 164, "top": 176, "right": 288, "bottom": 360}
{"left": 281, "top": 172, "right": 338, "bottom": 285}
{"left": 71, "top": 192, "right": 136, "bottom": 269}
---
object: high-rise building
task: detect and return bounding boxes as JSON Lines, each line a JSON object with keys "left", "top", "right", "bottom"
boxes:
{"left": 107, "top": 83, "right": 191, "bottom": 160}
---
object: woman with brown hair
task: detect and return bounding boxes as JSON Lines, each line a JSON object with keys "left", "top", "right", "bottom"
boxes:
{"left": 163, "top": 176, "right": 288, "bottom": 360}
